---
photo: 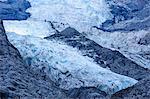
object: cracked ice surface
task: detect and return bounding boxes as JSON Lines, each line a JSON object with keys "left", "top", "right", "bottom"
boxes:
{"left": 6, "top": 32, "right": 137, "bottom": 95}
{"left": 4, "top": 0, "right": 112, "bottom": 37}
{"left": 88, "top": 29, "right": 150, "bottom": 69}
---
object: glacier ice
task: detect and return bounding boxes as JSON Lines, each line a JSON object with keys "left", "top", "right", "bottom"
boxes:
{"left": 6, "top": 32, "right": 138, "bottom": 95}
{"left": 4, "top": 20, "right": 53, "bottom": 37}
{"left": 27, "top": 0, "right": 112, "bottom": 31}
{"left": 3, "top": 0, "right": 112, "bottom": 37}
{"left": 88, "top": 29, "right": 150, "bottom": 69}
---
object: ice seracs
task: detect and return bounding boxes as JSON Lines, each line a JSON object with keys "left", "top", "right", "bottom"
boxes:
{"left": 27, "top": 0, "right": 112, "bottom": 32}
{"left": 3, "top": 0, "right": 112, "bottom": 37}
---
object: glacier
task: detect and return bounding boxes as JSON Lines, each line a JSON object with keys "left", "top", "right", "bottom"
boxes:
{"left": 3, "top": 0, "right": 112, "bottom": 37}
{"left": 7, "top": 32, "right": 137, "bottom": 95}
{"left": 27, "top": 0, "right": 112, "bottom": 32}
{"left": 3, "top": 0, "right": 150, "bottom": 70}
{"left": 1, "top": 0, "right": 150, "bottom": 98}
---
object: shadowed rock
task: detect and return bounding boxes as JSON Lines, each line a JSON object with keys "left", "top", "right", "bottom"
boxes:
{"left": 67, "top": 87, "right": 108, "bottom": 99}
{"left": 45, "top": 27, "right": 150, "bottom": 80}
{"left": 0, "top": 0, "right": 31, "bottom": 20}
{"left": 111, "top": 77, "right": 150, "bottom": 99}
{"left": 138, "top": 33, "right": 150, "bottom": 45}
{"left": 96, "top": 0, "right": 150, "bottom": 32}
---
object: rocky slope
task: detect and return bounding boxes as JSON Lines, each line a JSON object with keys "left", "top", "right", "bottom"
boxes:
{"left": 98, "top": 0, "right": 150, "bottom": 32}
{"left": 0, "top": 20, "right": 69, "bottom": 98}
{"left": 0, "top": 0, "right": 31, "bottom": 20}
{"left": 111, "top": 77, "right": 150, "bottom": 99}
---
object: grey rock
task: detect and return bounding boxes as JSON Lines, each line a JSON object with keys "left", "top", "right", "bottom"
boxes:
{"left": 67, "top": 87, "right": 108, "bottom": 99}
{"left": 0, "top": 0, "right": 31, "bottom": 20}
{"left": 96, "top": 0, "right": 150, "bottom": 32}
{"left": 138, "top": 33, "right": 150, "bottom": 45}
{"left": 111, "top": 77, "right": 150, "bottom": 99}
{"left": 45, "top": 27, "right": 150, "bottom": 80}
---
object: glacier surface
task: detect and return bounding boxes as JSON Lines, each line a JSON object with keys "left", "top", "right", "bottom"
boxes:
{"left": 3, "top": 0, "right": 150, "bottom": 69}
{"left": 7, "top": 32, "right": 137, "bottom": 95}
{"left": 4, "top": 0, "right": 112, "bottom": 37}
{"left": 88, "top": 29, "right": 150, "bottom": 69}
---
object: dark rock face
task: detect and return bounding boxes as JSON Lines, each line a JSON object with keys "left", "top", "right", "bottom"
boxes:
{"left": 111, "top": 77, "right": 150, "bottom": 99}
{"left": 138, "top": 33, "right": 150, "bottom": 45}
{"left": 0, "top": 0, "right": 31, "bottom": 20}
{"left": 67, "top": 87, "right": 108, "bottom": 99}
{"left": 96, "top": 0, "right": 150, "bottom": 32}
{"left": 0, "top": 91, "right": 8, "bottom": 99}
{"left": 45, "top": 27, "right": 150, "bottom": 80}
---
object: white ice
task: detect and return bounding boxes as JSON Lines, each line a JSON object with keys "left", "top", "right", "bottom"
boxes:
{"left": 7, "top": 32, "right": 137, "bottom": 95}
{"left": 4, "top": 0, "right": 112, "bottom": 38}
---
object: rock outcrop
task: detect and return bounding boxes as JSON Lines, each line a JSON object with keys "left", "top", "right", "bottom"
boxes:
{"left": 111, "top": 77, "right": 150, "bottom": 99}
{"left": 138, "top": 33, "right": 150, "bottom": 45}
{"left": 97, "top": 0, "right": 150, "bottom": 32}
{"left": 0, "top": 0, "right": 31, "bottom": 20}
{"left": 67, "top": 87, "right": 108, "bottom": 99}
